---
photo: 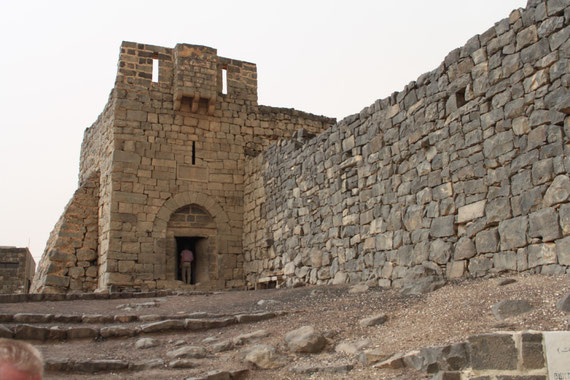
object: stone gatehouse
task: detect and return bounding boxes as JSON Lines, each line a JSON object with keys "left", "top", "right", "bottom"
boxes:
{"left": 33, "top": 0, "right": 569, "bottom": 294}
{"left": 31, "top": 43, "right": 335, "bottom": 293}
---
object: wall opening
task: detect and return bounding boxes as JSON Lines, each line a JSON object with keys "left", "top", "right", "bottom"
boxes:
{"left": 221, "top": 67, "right": 228, "bottom": 95}
{"left": 456, "top": 87, "right": 467, "bottom": 108}
{"left": 192, "top": 141, "right": 196, "bottom": 165}
{"left": 152, "top": 53, "right": 159, "bottom": 83}
{"left": 175, "top": 236, "right": 207, "bottom": 285}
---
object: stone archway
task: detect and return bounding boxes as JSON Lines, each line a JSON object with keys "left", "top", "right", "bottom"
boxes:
{"left": 151, "top": 192, "right": 232, "bottom": 288}
{"left": 166, "top": 204, "right": 216, "bottom": 284}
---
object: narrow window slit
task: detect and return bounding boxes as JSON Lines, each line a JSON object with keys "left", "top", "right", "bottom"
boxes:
{"left": 221, "top": 67, "right": 228, "bottom": 95}
{"left": 192, "top": 141, "right": 196, "bottom": 165}
{"left": 152, "top": 53, "right": 159, "bottom": 83}
{"left": 456, "top": 87, "right": 467, "bottom": 108}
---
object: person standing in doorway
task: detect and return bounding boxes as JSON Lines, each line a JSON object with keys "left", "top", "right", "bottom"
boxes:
{"left": 180, "top": 247, "right": 194, "bottom": 284}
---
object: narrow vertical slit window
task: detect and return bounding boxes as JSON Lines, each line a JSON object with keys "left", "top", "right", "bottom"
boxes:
{"left": 192, "top": 141, "right": 196, "bottom": 165}
{"left": 152, "top": 56, "right": 159, "bottom": 83}
{"left": 221, "top": 67, "right": 228, "bottom": 95}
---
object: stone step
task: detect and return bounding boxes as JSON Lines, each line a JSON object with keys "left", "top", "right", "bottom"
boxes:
{"left": 45, "top": 357, "right": 248, "bottom": 378}
{"left": 1, "top": 311, "right": 284, "bottom": 342}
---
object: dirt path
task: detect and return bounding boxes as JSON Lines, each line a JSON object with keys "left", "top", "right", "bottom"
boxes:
{"left": 2, "top": 274, "right": 568, "bottom": 379}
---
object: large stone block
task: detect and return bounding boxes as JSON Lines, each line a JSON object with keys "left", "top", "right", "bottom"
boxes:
{"left": 485, "top": 197, "right": 512, "bottom": 223}
{"left": 494, "top": 252, "right": 517, "bottom": 271}
{"left": 527, "top": 243, "right": 557, "bottom": 268}
{"left": 468, "top": 256, "right": 493, "bottom": 276}
{"left": 521, "top": 333, "right": 545, "bottom": 370}
{"left": 454, "top": 237, "right": 476, "bottom": 260}
{"left": 431, "top": 216, "right": 455, "bottom": 238}
{"left": 543, "top": 175, "right": 570, "bottom": 207}
{"left": 529, "top": 208, "right": 561, "bottom": 242}
{"left": 458, "top": 200, "right": 486, "bottom": 223}
{"left": 476, "top": 229, "right": 500, "bottom": 254}
{"left": 557, "top": 236, "right": 570, "bottom": 266}
{"left": 429, "top": 239, "right": 452, "bottom": 265}
{"left": 499, "top": 217, "right": 528, "bottom": 250}
{"left": 483, "top": 131, "right": 513, "bottom": 158}
{"left": 468, "top": 333, "right": 518, "bottom": 370}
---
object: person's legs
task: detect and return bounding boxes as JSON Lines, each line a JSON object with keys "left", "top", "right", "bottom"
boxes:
{"left": 182, "top": 262, "right": 191, "bottom": 284}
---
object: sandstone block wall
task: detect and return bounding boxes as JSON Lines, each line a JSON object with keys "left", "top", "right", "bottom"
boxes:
{"left": 31, "top": 175, "right": 100, "bottom": 293}
{"left": 243, "top": 0, "right": 570, "bottom": 288}
{"left": 0, "top": 247, "right": 36, "bottom": 294}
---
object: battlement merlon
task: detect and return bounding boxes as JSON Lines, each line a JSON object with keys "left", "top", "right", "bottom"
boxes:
{"left": 116, "top": 41, "right": 258, "bottom": 113}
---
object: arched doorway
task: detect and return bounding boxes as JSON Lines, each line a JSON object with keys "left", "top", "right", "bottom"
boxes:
{"left": 165, "top": 204, "right": 217, "bottom": 285}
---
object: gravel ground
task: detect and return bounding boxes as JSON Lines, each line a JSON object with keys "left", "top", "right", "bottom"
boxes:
{"left": 2, "top": 274, "right": 568, "bottom": 379}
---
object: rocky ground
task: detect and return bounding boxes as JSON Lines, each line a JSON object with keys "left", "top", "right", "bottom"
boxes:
{"left": 1, "top": 274, "right": 569, "bottom": 380}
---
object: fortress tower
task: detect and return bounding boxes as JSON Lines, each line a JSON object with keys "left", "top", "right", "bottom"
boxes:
{"left": 31, "top": 42, "right": 335, "bottom": 293}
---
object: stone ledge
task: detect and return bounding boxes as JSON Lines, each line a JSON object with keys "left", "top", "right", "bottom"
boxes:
{"left": 1, "top": 311, "right": 286, "bottom": 342}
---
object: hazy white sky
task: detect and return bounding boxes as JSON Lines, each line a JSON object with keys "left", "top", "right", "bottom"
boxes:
{"left": 0, "top": 0, "right": 526, "bottom": 264}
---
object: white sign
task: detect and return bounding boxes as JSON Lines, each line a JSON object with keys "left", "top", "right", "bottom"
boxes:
{"left": 544, "top": 332, "right": 570, "bottom": 380}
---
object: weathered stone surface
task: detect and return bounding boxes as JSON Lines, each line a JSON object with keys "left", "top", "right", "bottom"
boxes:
{"left": 529, "top": 208, "right": 561, "bottom": 242}
{"left": 359, "top": 313, "right": 388, "bottom": 327}
{"left": 13, "top": 325, "right": 50, "bottom": 341}
{"left": 528, "top": 243, "right": 557, "bottom": 268}
{"left": 357, "top": 348, "right": 392, "bottom": 365}
{"left": 401, "top": 276, "right": 446, "bottom": 295}
{"left": 372, "top": 350, "right": 420, "bottom": 369}
{"left": 468, "top": 333, "right": 517, "bottom": 370}
{"left": 429, "top": 239, "right": 452, "bottom": 265}
{"left": 335, "top": 339, "right": 370, "bottom": 355}
{"left": 66, "top": 327, "right": 99, "bottom": 340}
{"left": 100, "top": 326, "right": 137, "bottom": 338}
{"left": 556, "top": 293, "right": 570, "bottom": 312}
{"left": 476, "top": 229, "right": 500, "bottom": 254}
{"left": 543, "top": 175, "right": 570, "bottom": 207}
{"left": 494, "top": 252, "right": 517, "bottom": 271}
{"left": 140, "top": 319, "right": 185, "bottom": 333}
{"left": 212, "top": 340, "right": 234, "bottom": 353}
{"left": 557, "top": 236, "right": 570, "bottom": 266}
{"left": 13, "top": 313, "right": 53, "bottom": 323}
{"left": 521, "top": 332, "right": 545, "bottom": 370}
{"left": 458, "top": 200, "right": 486, "bottom": 223}
{"left": 431, "top": 216, "right": 455, "bottom": 238}
{"left": 454, "top": 237, "right": 476, "bottom": 260}
{"left": 492, "top": 300, "right": 533, "bottom": 320}
{"left": 232, "top": 329, "right": 269, "bottom": 345}
{"left": 499, "top": 217, "right": 528, "bottom": 250}
{"left": 236, "top": 312, "right": 276, "bottom": 323}
{"left": 82, "top": 314, "right": 113, "bottom": 324}
{"left": 135, "top": 337, "right": 159, "bottom": 349}
{"left": 284, "top": 325, "right": 327, "bottom": 353}
{"left": 241, "top": 344, "right": 287, "bottom": 369}
{"left": 166, "top": 346, "right": 207, "bottom": 359}
{"left": 168, "top": 359, "right": 199, "bottom": 368}
{"left": 290, "top": 363, "right": 354, "bottom": 374}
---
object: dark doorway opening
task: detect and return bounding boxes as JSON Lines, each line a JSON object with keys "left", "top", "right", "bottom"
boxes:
{"left": 175, "top": 236, "right": 202, "bottom": 285}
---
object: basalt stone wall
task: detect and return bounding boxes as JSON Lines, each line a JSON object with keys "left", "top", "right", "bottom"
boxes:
{"left": 243, "top": 0, "right": 570, "bottom": 288}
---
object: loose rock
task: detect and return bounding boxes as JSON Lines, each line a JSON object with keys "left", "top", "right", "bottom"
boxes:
{"left": 135, "top": 337, "right": 159, "bottom": 349}
{"left": 359, "top": 313, "right": 388, "bottom": 327}
{"left": 491, "top": 300, "right": 533, "bottom": 320}
{"left": 241, "top": 344, "right": 287, "bottom": 369}
{"left": 284, "top": 325, "right": 327, "bottom": 353}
